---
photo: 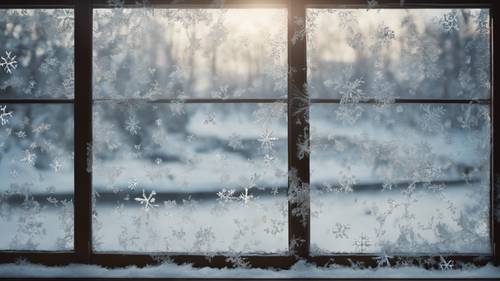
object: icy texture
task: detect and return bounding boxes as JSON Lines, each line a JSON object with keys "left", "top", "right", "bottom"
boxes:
{"left": 0, "top": 105, "right": 74, "bottom": 250}
{"left": 0, "top": 9, "right": 74, "bottom": 99}
{"left": 308, "top": 8, "right": 491, "bottom": 254}
{"left": 93, "top": 9, "right": 287, "bottom": 99}
{"left": 307, "top": 9, "right": 490, "bottom": 100}
{"left": 92, "top": 102, "right": 288, "bottom": 253}
{"left": 1, "top": 260, "right": 500, "bottom": 278}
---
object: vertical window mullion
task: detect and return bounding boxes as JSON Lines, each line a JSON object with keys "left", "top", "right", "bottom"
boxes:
{"left": 288, "top": 0, "right": 310, "bottom": 259}
{"left": 74, "top": 0, "right": 93, "bottom": 263}
{"left": 492, "top": 2, "right": 500, "bottom": 266}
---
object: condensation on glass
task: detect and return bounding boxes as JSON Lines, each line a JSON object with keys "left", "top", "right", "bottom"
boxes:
{"left": 93, "top": 8, "right": 287, "bottom": 99}
{"left": 0, "top": 9, "right": 74, "bottom": 99}
{"left": 0, "top": 9, "right": 74, "bottom": 251}
{"left": 308, "top": 9, "right": 491, "bottom": 254}
{"left": 0, "top": 105, "right": 74, "bottom": 250}
{"left": 92, "top": 9, "right": 288, "bottom": 253}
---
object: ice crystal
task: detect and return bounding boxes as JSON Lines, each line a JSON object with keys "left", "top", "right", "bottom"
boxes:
{"left": 124, "top": 114, "right": 141, "bottom": 135}
{"left": 134, "top": 190, "right": 159, "bottom": 210}
{"left": 0, "top": 51, "right": 18, "bottom": 74}
{"left": 439, "top": 256, "right": 454, "bottom": 271}
{"left": 257, "top": 128, "right": 278, "bottom": 152}
{"left": 0, "top": 105, "right": 13, "bottom": 126}
{"left": 50, "top": 158, "right": 63, "bottom": 173}
{"left": 331, "top": 223, "right": 351, "bottom": 239}
{"left": 353, "top": 233, "right": 372, "bottom": 252}
{"left": 20, "top": 149, "right": 37, "bottom": 166}
{"left": 440, "top": 12, "right": 459, "bottom": 32}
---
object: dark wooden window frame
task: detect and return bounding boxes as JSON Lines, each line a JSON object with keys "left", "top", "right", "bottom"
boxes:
{"left": 0, "top": 0, "right": 499, "bottom": 277}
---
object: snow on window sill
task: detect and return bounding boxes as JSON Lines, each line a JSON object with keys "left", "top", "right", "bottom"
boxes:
{"left": 1, "top": 261, "right": 500, "bottom": 279}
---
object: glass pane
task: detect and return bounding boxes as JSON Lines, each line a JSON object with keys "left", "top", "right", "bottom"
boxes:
{"left": 310, "top": 104, "right": 490, "bottom": 254}
{"left": 0, "top": 104, "right": 74, "bottom": 250}
{"left": 92, "top": 102, "right": 288, "bottom": 253}
{"left": 93, "top": 9, "right": 287, "bottom": 99}
{"left": 0, "top": 9, "right": 74, "bottom": 99}
{"left": 307, "top": 9, "right": 490, "bottom": 100}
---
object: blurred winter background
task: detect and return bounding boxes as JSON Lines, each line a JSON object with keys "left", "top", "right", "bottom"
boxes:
{"left": 0, "top": 7, "right": 492, "bottom": 256}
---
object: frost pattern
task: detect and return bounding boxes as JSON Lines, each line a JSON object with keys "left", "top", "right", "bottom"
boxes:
{"left": 0, "top": 51, "right": 18, "bottom": 74}
{"left": 0, "top": 10, "right": 74, "bottom": 99}
{"left": 0, "top": 9, "right": 75, "bottom": 251}
{"left": 0, "top": 105, "right": 74, "bottom": 250}
{"left": 309, "top": 9, "right": 491, "bottom": 255}
{"left": 92, "top": 102, "right": 288, "bottom": 253}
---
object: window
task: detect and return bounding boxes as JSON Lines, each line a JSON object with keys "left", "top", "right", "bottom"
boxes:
{"left": 0, "top": 0, "right": 499, "bottom": 277}
{"left": 0, "top": 9, "right": 74, "bottom": 251}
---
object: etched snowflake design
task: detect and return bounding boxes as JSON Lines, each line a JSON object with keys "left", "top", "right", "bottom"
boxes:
{"left": 20, "top": 149, "right": 37, "bottom": 166}
{"left": 353, "top": 233, "right": 372, "bottom": 252}
{"left": 330, "top": 223, "right": 351, "bottom": 239}
{"left": 374, "top": 252, "right": 393, "bottom": 267}
{"left": 257, "top": 128, "right": 278, "bottom": 151}
{"left": 216, "top": 188, "right": 237, "bottom": 202}
{"left": 239, "top": 188, "right": 254, "bottom": 205}
{"left": 128, "top": 178, "right": 138, "bottom": 190}
{"left": 419, "top": 105, "right": 445, "bottom": 133}
{"left": 0, "top": 105, "right": 13, "bottom": 126}
{"left": 0, "top": 51, "right": 18, "bottom": 74}
{"left": 440, "top": 12, "right": 459, "bottom": 32}
{"left": 228, "top": 133, "right": 244, "bottom": 150}
{"left": 124, "top": 114, "right": 141, "bottom": 135}
{"left": 134, "top": 189, "right": 159, "bottom": 210}
{"left": 439, "top": 256, "right": 454, "bottom": 271}
{"left": 203, "top": 111, "right": 216, "bottom": 125}
{"left": 50, "top": 158, "right": 63, "bottom": 173}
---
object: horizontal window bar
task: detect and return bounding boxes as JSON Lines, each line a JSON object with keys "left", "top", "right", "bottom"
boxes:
{"left": 311, "top": 98, "right": 491, "bottom": 104}
{"left": 0, "top": 99, "right": 74, "bottom": 104}
{"left": 305, "top": 0, "right": 493, "bottom": 8}
{"left": 92, "top": 0, "right": 288, "bottom": 9}
{"left": 91, "top": 254, "right": 296, "bottom": 268}
{"left": 0, "top": 0, "right": 74, "bottom": 8}
{"left": 0, "top": 252, "right": 76, "bottom": 265}
{"left": 93, "top": 98, "right": 288, "bottom": 103}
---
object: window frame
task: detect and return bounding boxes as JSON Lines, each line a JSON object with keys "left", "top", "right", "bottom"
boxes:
{"left": 0, "top": 0, "right": 498, "bottom": 275}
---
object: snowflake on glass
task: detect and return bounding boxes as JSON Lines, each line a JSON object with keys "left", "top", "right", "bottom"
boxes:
{"left": 0, "top": 105, "right": 13, "bottom": 126}
{"left": 228, "top": 133, "right": 244, "bottom": 150}
{"left": 124, "top": 114, "right": 141, "bottom": 135}
{"left": 419, "top": 105, "right": 445, "bottom": 133}
{"left": 20, "top": 149, "right": 37, "bottom": 166}
{"left": 374, "top": 252, "right": 393, "bottom": 267}
{"left": 239, "top": 188, "right": 254, "bottom": 205}
{"left": 353, "top": 233, "right": 372, "bottom": 252}
{"left": 50, "top": 158, "right": 63, "bottom": 173}
{"left": 0, "top": 51, "right": 18, "bottom": 74}
{"left": 203, "top": 111, "right": 216, "bottom": 125}
{"left": 330, "top": 223, "right": 351, "bottom": 239}
{"left": 134, "top": 189, "right": 159, "bottom": 210}
{"left": 128, "top": 178, "right": 138, "bottom": 190}
{"left": 439, "top": 256, "right": 454, "bottom": 271}
{"left": 216, "top": 188, "right": 237, "bottom": 202}
{"left": 440, "top": 12, "right": 459, "bottom": 32}
{"left": 258, "top": 128, "right": 278, "bottom": 151}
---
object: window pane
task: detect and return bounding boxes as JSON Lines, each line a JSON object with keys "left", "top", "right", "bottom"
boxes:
{"left": 307, "top": 9, "right": 490, "bottom": 100}
{"left": 0, "top": 104, "right": 74, "bottom": 250}
{"left": 92, "top": 102, "right": 288, "bottom": 253}
{"left": 93, "top": 9, "right": 287, "bottom": 99}
{"left": 310, "top": 104, "right": 490, "bottom": 254}
{"left": 0, "top": 9, "right": 74, "bottom": 99}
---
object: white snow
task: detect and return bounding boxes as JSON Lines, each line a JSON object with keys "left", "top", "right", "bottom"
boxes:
{"left": 1, "top": 260, "right": 500, "bottom": 278}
